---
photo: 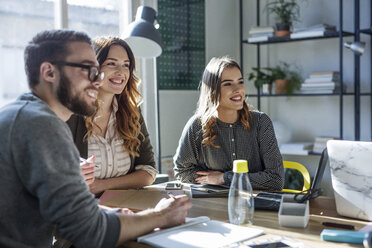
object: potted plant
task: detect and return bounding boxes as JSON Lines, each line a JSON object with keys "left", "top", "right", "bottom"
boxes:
{"left": 265, "top": 0, "right": 301, "bottom": 37}
{"left": 249, "top": 62, "right": 302, "bottom": 95}
{"left": 268, "top": 62, "right": 302, "bottom": 94}
{"left": 248, "top": 68, "right": 274, "bottom": 95}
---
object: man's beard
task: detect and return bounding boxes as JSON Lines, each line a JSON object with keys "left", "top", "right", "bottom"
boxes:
{"left": 57, "top": 72, "right": 97, "bottom": 116}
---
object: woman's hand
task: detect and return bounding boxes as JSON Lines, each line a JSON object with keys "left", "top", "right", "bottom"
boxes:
{"left": 89, "top": 179, "right": 106, "bottom": 195}
{"left": 195, "top": 171, "right": 225, "bottom": 185}
{"left": 79, "top": 156, "right": 96, "bottom": 186}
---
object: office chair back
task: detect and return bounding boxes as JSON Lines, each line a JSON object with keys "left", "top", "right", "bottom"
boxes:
{"left": 282, "top": 161, "right": 311, "bottom": 193}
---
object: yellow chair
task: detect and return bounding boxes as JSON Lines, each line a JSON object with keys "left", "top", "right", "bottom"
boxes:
{"left": 282, "top": 161, "right": 311, "bottom": 193}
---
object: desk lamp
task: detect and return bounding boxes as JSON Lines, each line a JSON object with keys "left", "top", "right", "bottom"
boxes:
{"left": 124, "top": 6, "right": 162, "bottom": 58}
{"left": 124, "top": 6, "right": 163, "bottom": 171}
{"left": 344, "top": 41, "right": 366, "bottom": 56}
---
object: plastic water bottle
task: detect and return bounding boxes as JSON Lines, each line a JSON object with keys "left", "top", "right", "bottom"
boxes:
{"left": 228, "top": 159, "right": 254, "bottom": 225}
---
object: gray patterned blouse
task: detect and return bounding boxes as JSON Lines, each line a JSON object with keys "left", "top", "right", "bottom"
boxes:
{"left": 173, "top": 111, "right": 284, "bottom": 190}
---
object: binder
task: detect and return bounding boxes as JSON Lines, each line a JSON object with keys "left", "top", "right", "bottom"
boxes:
{"left": 190, "top": 184, "right": 229, "bottom": 198}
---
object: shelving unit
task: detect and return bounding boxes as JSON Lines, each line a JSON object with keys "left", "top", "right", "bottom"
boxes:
{"left": 239, "top": 0, "right": 371, "bottom": 141}
{"left": 358, "top": 2, "right": 372, "bottom": 140}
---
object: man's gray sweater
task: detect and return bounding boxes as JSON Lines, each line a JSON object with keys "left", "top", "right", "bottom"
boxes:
{"left": 0, "top": 93, "right": 120, "bottom": 247}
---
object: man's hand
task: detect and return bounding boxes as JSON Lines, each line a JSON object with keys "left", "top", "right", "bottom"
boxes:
{"left": 195, "top": 171, "right": 225, "bottom": 185}
{"left": 154, "top": 195, "right": 192, "bottom": 229}
{"left": 99, "top": 204, "right": 134, "bottom": 214}
{"left": 79, "top": 156, "right": 95, "bottom": 186}
{"left": 116, "top": 194, "right": 192, "bottom": 244}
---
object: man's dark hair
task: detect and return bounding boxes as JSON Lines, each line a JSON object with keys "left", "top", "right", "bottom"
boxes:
{"left": 24, "top": 29, "right": 92, "bottom": 89}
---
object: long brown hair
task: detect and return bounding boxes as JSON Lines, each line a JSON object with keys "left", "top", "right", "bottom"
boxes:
{"left": 196, "top": 56, "right": 252, "bottom": 148}
{"left": 85, "top": 36, "right": 142, "bottom": 157}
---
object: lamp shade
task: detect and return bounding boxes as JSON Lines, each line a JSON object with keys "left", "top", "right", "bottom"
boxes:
{"left": 344, "top": 41, "right": 365, "bottom": 56}
{"left": 124, "top": 6, "right": 162, "bottom": 58}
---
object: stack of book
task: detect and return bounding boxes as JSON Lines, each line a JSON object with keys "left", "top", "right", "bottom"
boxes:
{"left": 300, "top": 71, "right": 340, "bottom": 94}
{"left": 290, "top": 24, "right": 336, "bottom": 39}
{"left": 280, "top": 142, "right": 314, "bottom": 155}
{"left": 312, "top": 136, "right": 339, "bottom": 154}
{"left": 247, "top": 26, "right": 274, "bottom": 43}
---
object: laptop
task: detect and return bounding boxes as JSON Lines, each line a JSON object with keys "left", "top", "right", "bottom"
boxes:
{"left": 327, "top": 140, "right": 372, "bottom": 221}
{"left": 254, "top": 148, "right": 328, "bottom": 211}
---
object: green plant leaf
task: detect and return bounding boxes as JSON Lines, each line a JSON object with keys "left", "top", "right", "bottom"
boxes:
{"left": 264, "top": 0, "right": 302, "bottom": 24}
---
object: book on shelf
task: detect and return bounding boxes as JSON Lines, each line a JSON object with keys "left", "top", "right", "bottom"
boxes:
{"left": 309, "top": 71, "right": 340, "bottom": 81}
{"left": 301, "top": 82, "right": 336, "bottom": 88}
{"left": 248, "top": 35, "right": 292, "bottom": 43}
{"left": 250, "top": 32, "right": 274, "bottom": 37}
{"left": 248, "top": 26, "right": 274, "bottom": 43}
{"left": 247, "top": 35, "right": 269, "bottom": 43}
{"left": 310, "top": 71, "right": 339, "bottom": 76}
{"left": 291, "top": 24, "right": 337, "bottom": 39}
{"left": 249, "top": 26, "right": 274, "bottom": 34}
{"left": 300, "top": 84, "right": 346, "bottom": 94}
{"left": 137, "top": 216, "right": 264, "bottom": 248}
{"left": 304, "top": 78, "right": 339, "bottom": 85}
{"left": 292, "top": 24, "right": 336, "bottom": 33}
{"left": 301, "top": 71, "right": 340, "bottom": 92}
{"left": 305, "top": 77, "right": 338, "bottom": 83}
{"left": 290, "top": 30, "right": 327, "bottom": 39}
{"left": 248, "top": 32, "right": 274, "bottom": 42}
{"left": 312, "top": 136, "right": 339, "bottom": 154}
{"left": 299, "top": 89, "right": 335, "bottom": 94}
{"left": 280, "top": 142, "right": 313, "bottom": 155}
{"left": 311, "top": 70, "right": 339, "bottom": 75}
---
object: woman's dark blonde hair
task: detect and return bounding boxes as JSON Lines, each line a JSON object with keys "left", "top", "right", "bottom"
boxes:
{"left": 85, "top": 36, "right": 142, "bottom": 157}
{"left": 196, "top": 56, "right": 252, "bottom": 148}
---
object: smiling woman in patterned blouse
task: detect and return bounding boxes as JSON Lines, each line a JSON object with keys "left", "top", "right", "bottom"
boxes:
{"left": 67, "top": 37, "right": 158, "bottom": 195}
{"left": 173, "top": 56, "right": 284, "bottom": 190}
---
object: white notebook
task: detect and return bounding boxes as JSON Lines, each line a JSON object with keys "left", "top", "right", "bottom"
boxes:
{"left": 137, "top": 216, "right": 264, "bottom": 248}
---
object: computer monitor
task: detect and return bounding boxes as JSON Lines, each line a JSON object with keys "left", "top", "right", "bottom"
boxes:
{"left": 327, "top": 140, "right": 372, "bottom": 221}
{"left": 254, "top": 149, "right": 329, "bottom": 209}
{"left": 311, "top": 148, "right": 328, "bottom": 194}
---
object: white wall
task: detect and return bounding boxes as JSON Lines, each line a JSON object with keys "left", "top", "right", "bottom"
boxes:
{"left": 159, "top": 90, "right": 199, "bottom": 156}
{"left": 205, "top": 0, "right": 240, "bottom": 61}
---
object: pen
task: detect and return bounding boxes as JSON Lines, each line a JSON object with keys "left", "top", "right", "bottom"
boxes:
{"left": 80, "top": 156, "right": 98, "bottom": 168}
{"left": 167, "top": 192, "right": 176, "bottom": 198}
{"left": 322, "top": 222, "right": 355, "bottom": 230}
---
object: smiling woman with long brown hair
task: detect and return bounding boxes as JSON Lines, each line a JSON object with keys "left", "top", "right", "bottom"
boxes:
{"left": 173, "top": 56, "right": 284, "bottom": 190}
{"left": 67, "top": 36, "right": 157, "bottom": 195}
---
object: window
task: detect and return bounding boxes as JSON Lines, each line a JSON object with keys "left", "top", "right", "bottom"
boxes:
{"left": 67, "top": 0, "right": 119, "bottom": 38}
{"left": 0, "top": 0, "right": 54, "bottom": 106}
{"left": 0, "top": 0, "right": 120, "bottom": 107}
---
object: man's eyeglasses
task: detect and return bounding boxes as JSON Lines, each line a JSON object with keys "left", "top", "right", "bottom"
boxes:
{"left": 51, "top": 61, "right": 104, "bottom": 82}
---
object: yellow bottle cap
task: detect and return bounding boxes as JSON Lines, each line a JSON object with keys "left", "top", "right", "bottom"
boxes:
{"left": 233, "top": 160, "right": 248, "bottom": 173}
